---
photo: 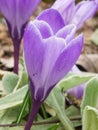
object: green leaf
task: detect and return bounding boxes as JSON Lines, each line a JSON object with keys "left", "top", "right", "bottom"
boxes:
{"left": 13, "top": 71, "right": 28, "bottom": 92}
{"left": 46, "top": 87, "right": 65, "bottom": 112}
{"left": 0, "top": 127, "right": 24, "bottom": 130}
{"left": 82, "top": 106, "right": 98, "bottom": 130}
{"left": 47, "top": 124, "right": 59, "bottom": 130}
{"left": 65, "top": 106, "right": 81, "bottom": 128}
{"left": 0, "top": 109, "right": 19, "bottom": 130}
{"left": 2, "top": 73, "right": 19, "bottom": 94}
{"left": 65, "top": 105, "right": 80, "bottom": 117}
{"left": 46, "top": 87, "right": 74, "bottom": 130}
{"left": 0, "top": 125, "right": 57, "bottom": 130}
{"left": 16, "top": 89, "right": 30, "bottom": 124}
{"left": 45, "top": 103, "right": 56, "bottom": 116}
{"left": 32, "top": 125, "right": 57, "bottom": 130}
{"left": 0, "top": 116, "right": 60, "bottom": 130}
{"left": 0, "top": 108, "right": 18, "bottom": 124}
{"left": 0, "top": 124, "right": 60, "bottom": 130}
{"left": 81, "top": 77, "right": 98, "bottom": 112}
{"left": 0, "top": 106, "right": 21, "bottom": 130}
{"left": 58, "top": 73, "right": 94, "bottom": 91}
{"left": 0, "top": 85, "right": 28, "bottom": 110}
{"left": 72, "top": 120, "right": 81, "bottom": 128}
{"left": 31, "top": 117, "right": 63, "bottom": 130}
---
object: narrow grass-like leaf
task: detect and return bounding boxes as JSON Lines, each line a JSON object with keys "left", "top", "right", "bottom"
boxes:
{"left": 16, "top": 89, "right": 30, "bottom": 124}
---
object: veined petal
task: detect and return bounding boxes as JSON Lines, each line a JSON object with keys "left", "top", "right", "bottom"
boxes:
{"left": 24, "top": 21, "right": 44, "bottom": 94}
{"left": 0, "top": 0, "right": 15, "bottom": 22}
{"left": 37, "top": 8, "right": 65, "bottom": 33}
{"left": 16, "top": 0, "right": 41, "bottom": 35}
{"left": 33, "top": 20, "right": 53, "bottom": 39}
{"left": 16, "top": 0, "right": 41, "bottom": 23}
{"left": 0, "top": 0, "right": 16, "bottom": 32}
{"left": 35, "top": 36, "right": 66, "bottom": 100}
{"left": 24, "top": 21, "right": 66, "bottom": 101}
{"left": 52, "top": 0, "right": 75, "bottom": 24}
{"left": 0, "top": 0, "right": 41, "bottom": 39}
{"left": 71, "top": 1, "right": 97, "bottom": 28}
{"left": 41, "top": 36, "right": 65, "bottom": 85}
{"left": 56, "top": 24, "right": 76, "bottom": 43}
{"left": 47, "top": 34, "right": 84, "bottom": 89}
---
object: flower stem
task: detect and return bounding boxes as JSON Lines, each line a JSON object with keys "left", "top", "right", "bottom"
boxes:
{"left": 13, "top": 39, "right": 21, "bottom": 74}
{"left": 24, "top": 100, "right": 42, "bottom": 130}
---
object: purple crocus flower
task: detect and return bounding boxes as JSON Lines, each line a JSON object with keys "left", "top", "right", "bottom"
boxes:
{"left": 67, "top": 66, "right": 85, "bottom": 99}
{"left": 96, "top": 0, "right": 98, "bottom": 4}
{"left": 23, "top": 13, "right": 83, "bottom": 129}
{"left": 52, "top": 0, "right": 98, "bottom": 29}
{"left": 37, "top": 8, "right": 77, "bottom": 42}
{"left": 51, "top": 0, "right": 97, "bottom": 99}
{"left": 37, "top": 8, "right": 84, "bottom": 97}
{"left": 0, "top": 0, "right": 41, "bottom": 73}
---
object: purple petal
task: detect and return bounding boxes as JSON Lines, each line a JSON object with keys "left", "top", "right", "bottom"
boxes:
{"left": 37, "top": 8, "right": 65, "bottom": 33}
{"left": 52, "top": 0, "right": 75, "bottom": 24}
{"left": 24, "top": 22, "right": 44, "bottom": 97}
{"left": 95, "top": 0, "right": 98, "bottom": 4}
{"left": 67, "top": 65, "right": 85, "bottom": 99}
{"left": 33, "top": 20, "right": 53, "bottom": 39}
{"left": 16, "top": 0, "right": 41, "bottom": 37}
{"left": 34, "top": 36, "right": 66, "bottom": 100}
{"left": 41, "top": 37, "right": 65, "bottom": 83}
{"left": 24, "top": 22, "right": 66, "bottom": 101}
{"left": 47, "top": 34, "right": 84, "bottom": 89}
{"left": 67, "top": 83, "right": 85, "bottom": 99}
{"left": 39, "top": 37, "right": 66, "bottom": 100}
{"left": 56, "top": 24, "right": 76, "bottom": 43}
{"left": 16, "top": 0, "right": 41, "bottom": 23}
{"left": 71, "top": 1, "right": 97, "bottom": 28}
{"left": 0, "top": 0, "right": 41, "bottom": 39}
{"left": 42, "top": 35, "right": 83, "bottom": 98}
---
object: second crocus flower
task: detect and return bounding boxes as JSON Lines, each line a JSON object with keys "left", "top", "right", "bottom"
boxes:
{"left": 0, "top": 0, "right": 41, "bottom": 73}
{"left": 52, "top": 0, "right": 98, "bottom": 29}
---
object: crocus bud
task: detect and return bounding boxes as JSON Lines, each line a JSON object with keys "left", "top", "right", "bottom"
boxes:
{"left": 0, "top": 0, "right": 41, "bottom": 73}
{"left": 23, "top": 11, "right": 83, "bottom": 129}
